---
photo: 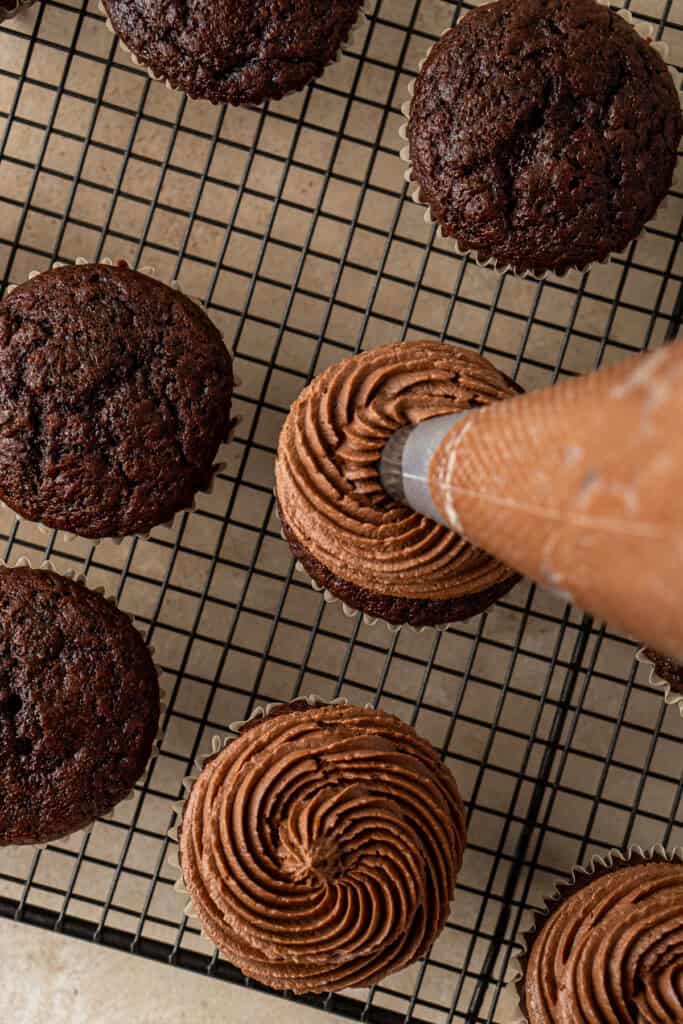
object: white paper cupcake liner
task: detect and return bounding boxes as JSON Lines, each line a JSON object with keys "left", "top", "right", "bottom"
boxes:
{"left": 0, "top": 0, "right": 36, "bottom": 24}
{"left": 635, "top": 647, "right": 683, "bottom": 719}
{"left": 0, "top": 555, "right": 168, "bottom": 851}
{"left": 0, "top": 257, "right": 238, "bottom": 548}
{"left": 165, "top": 694, "right": 353, "bottom": 918}
{"left": 504, "top": 843, "right": 683, "bottom": 1023}
{"left": 399, "top": 1, "right": 683, "bottom": 281}
{"left": 272, "top": 494, "right": 463, "bottom": 635}
{"left": 98, "top": 0, "right": 373, "bottom": 104}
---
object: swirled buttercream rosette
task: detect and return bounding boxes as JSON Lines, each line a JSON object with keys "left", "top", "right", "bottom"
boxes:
{"left": 506, "top": 845, "right": 683, "bottom": 1024}
{"left": 274, "top": 340, "right": 522, "bottom": 632}
{"left": 168, "top": 697, "right": 467, "bottom": 994}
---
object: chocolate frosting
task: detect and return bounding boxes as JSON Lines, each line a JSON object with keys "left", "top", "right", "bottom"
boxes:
{"left": 524, "top": 861, "right": 683, "bottom": 1023}
{"left": 275, "top": 341, "right": 520, "bottom": 600}
{"left": 179, "top": 703, "right": 467, "bottom": 994}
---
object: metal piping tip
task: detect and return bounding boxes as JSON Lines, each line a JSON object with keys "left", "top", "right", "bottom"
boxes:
{"left": 378, "top": 412, "right": 469, "bottom": 529}
{"left": 379, "top": 426, "right": 412, "bottom": 504}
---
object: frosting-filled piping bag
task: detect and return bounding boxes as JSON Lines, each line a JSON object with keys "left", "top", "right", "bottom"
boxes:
{"left": 380, "top": 338, "right": 683, "bottom": 661}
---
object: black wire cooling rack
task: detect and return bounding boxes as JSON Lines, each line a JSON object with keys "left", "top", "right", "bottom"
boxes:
{"left": 1, "top": 1, "right": 682, "bottom": 1022}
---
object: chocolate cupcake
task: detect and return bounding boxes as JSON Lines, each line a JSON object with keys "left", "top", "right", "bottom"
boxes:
{"left": 0, "top": 565, "right": 160, "bottom": 846}
{"left": 404, "top": 0, "right": 683, "bottom": 277}
{"left": 514, "top": 848, "right": 683, "bottom": 1023}
{"left": 642, "top": 649, "right": 683, "bottom": 695}
{"left": 275, "top": 340, "right": 521, "bottom": 629}
{"left": 0, "top": 262, "right": 233, "bottom": 540}
{"left": 636, "top": 648, "right": 683, "bottom": 719}
{"left": 101, "top": 0, "right": 366, "bottom": 106}
{"left": 177, "top": 701, "right": 466, "bottom": 994}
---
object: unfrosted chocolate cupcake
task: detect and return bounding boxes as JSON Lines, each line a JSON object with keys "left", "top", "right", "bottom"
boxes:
{"left": 0, "top": 262, "right": 233, "bottom": 540}
{"left": 518, "top": 853, "right": 683, "bottom": 1023}
{"left": 275, "top": 340, "right": 521, "bottom": 628}
{"left": 643, "top": 649, "right": 683, "bottom": 695}
{"left": 406, "top": 0, "right": 683, "bottom": 277}
{"left": 178, "top": 702, "right": 466, "bottom": 993}
{"left": 101, "top": 0, "right": 365, "bottom": 106}
{"left": 0, "top": 566, "right": 160, "bottom": 846}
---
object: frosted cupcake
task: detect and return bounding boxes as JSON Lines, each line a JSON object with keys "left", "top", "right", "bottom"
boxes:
{"left": 178, "top": 702, "right": 467, "bottom": 993}
{"left": 275, "top": 340, "right": 521, "bottom": 629}
{"left": 513, "top": 849, "right": 683, "bottom": 1022}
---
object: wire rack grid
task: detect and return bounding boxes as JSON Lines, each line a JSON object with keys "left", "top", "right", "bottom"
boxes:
{"left": 0, "top": 1, "right": 682, "bottom": 1022}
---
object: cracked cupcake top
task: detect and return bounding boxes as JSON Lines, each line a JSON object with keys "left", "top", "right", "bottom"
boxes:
{"left": 179, "top": 702, "right": 467, "bottom": 994}
{"left": 407, "top": 0, "right": 682, "bottom": 276}
{"left": 0, "top": 263, "right": 233, "bottom": 538}
{"left": 0, "top": 567, "right": 160, "bottom": 846}
{"left": 102, "top": 0, "right": 365, "bottom": 106}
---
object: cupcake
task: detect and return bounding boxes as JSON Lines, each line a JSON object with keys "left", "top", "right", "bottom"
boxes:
{"left": 641, "top": 649, "right": 683, "bottom": 695}
{"left": 177, "top": 701, "right": 466, "bottom": 994}
{"left": 404, "top": 0, "right": 683, "bottom": 277}
{"left": 514, "top": 848, "right": 683, "bottom": 1022}
{"left": 0, "top": 565, "right": 160, "bottom": 846}
{"left": 0, "top": 262, "right": 233, "bottom": 540}
{"left": 636, "top": 648, "right": 683, "bottom": 718}
{"left": 275, "top": 340, "right": 521, "bottom": 629}
{"left": 100, "top": 0, "right": 366, "bottom": 106}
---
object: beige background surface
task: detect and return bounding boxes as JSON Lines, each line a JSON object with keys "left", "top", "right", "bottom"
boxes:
{"left": 0, "top": 919, "right": 332, "bottom": 1023}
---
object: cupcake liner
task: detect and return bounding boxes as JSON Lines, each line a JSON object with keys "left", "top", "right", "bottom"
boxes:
{"left": 0, "top": 257, "right": 238, "bottom": 548}
{"left": 399, "top": 1, "right": 683, "bottom": 281}
{"left": 291, "top": 553, "right": 460, "bottom": 634}
{"left": 635, "top": 647, "right": 683, "bottom": 719}
{"left": 0, "top": 0, "right": 37, "bottom": 25}
{"left": 165, "top": 695, "right": 354, "bottom": 919}
{"left": 0, "top": 555, "right": 168, "bottom": 851}
{"left": 505, "top": 843, "right": 683, "bottom": 1023}
{"left": 98, "top": 0, "right": 374, "bottom": 103}
{"left": 272, "top": 493, "right": 462, "bottom": 635}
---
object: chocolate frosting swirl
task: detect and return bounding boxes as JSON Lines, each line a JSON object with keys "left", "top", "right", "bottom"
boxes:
{"left": 275, "top": 340, "right": 520, "bottom": 600}
{"left": 524, "top": 860, "right": 683, "bottom": 1023}
{"left": 179, "top": 703, "right": 466, "bottom": 994}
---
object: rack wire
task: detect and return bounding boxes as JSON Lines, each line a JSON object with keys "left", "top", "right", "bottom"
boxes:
{"left": 0, "top": 1, "right": 682, "bottom": 1021}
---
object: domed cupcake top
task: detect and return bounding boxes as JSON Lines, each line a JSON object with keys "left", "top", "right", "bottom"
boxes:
{"left": 0, "top": 263, "right": 233, "bottom": 539}
{"left": 407, "top": 0, "right": 683, "bottom": 276}
{"left": 524, "top": 859, "right": 683, "bottom": 1023}
{"left": 179, "top": 702, "right": 467, "bottom": 993}
{"left": 102, "top": 0, "right": 365, "bottom": 106}
{"left": 275, "top": 340, "right": 520, "bottom": 602}
{"left": 0, "top": 567, "right": 160, "bottom": 846}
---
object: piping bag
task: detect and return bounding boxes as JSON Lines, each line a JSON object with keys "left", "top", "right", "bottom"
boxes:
{"left": 380, "top": 338, "right": 683, "bottom": 661}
